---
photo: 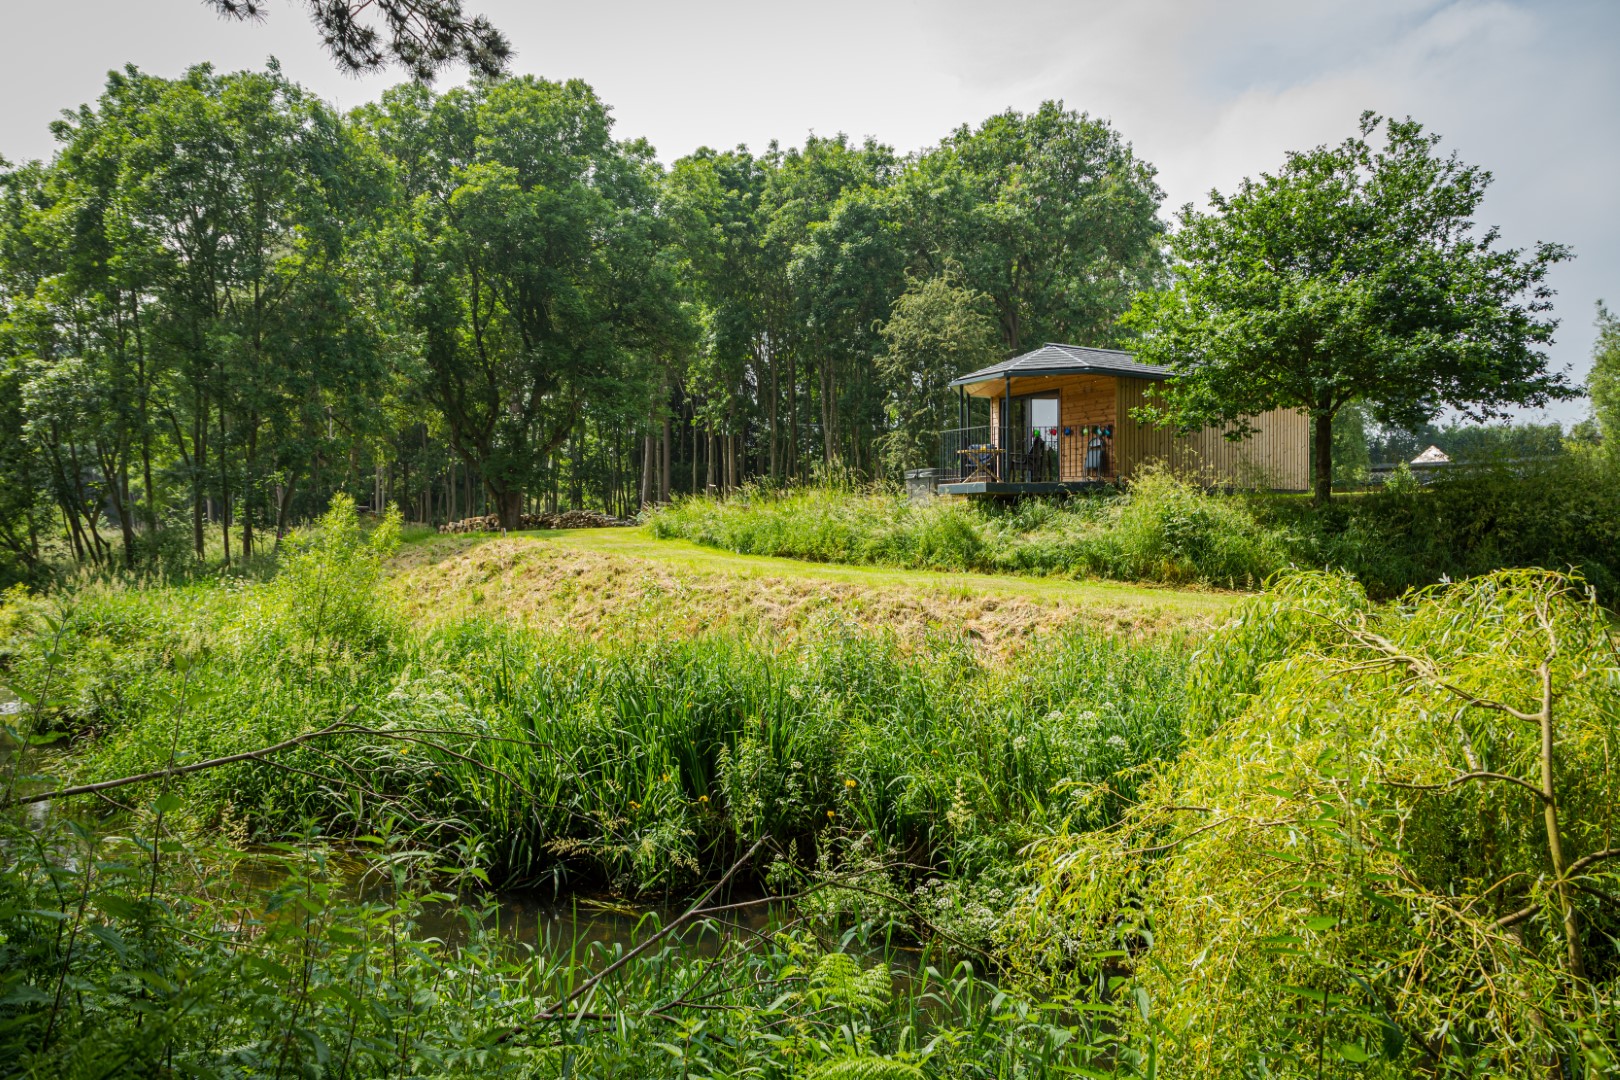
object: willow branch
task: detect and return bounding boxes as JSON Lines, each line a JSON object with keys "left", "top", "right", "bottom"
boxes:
{"left": 1376, "top": 769, "right": 1549, "bottom": 804}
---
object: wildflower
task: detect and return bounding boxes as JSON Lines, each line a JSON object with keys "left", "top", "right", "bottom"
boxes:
{"left": 827, "top": 810, "right": 836, "bottom": 819}
{"left": 844, "top": 778, "right": 857, "bottom": 789}
{"left": 630, "top": 801, "right": 641, "bottom": 810}
{"left": 698, "top": 794, "right": 709, "bottom": 803}
{"left": 1105, "top": 734, "right": 1129, "bottom": 752}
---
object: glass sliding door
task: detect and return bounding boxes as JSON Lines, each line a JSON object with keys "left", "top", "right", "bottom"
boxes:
{"left": 1010, "top": 394, "right": 1059, "bottom": 481}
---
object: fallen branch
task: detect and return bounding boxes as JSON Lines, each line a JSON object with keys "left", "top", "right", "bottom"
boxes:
{"left": 0, "top": 709, "right": 540, "bottom": 809}
{"left": 1, "top": 707, "right": 362, "bottom": 808}
{"left": 500, "top": 836, "right": 768, "bottom": 1041}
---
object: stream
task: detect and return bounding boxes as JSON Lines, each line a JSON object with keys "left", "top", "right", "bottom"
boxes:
{"left": 0, "top": 687, "right": 916, "bottom": 969}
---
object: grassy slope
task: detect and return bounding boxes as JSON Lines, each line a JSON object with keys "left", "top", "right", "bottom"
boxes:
{"left": 391, "top": 527, "right": 1235, "bottom": 649}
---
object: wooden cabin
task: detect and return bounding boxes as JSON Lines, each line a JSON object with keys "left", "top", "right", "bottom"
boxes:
{"left": 938, "top": 343, "right": 1308, "bottom": 495}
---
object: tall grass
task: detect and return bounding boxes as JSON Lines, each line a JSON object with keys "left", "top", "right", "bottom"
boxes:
{"left": 650, "top": 452, "right": 1620, "bottom": 599}
{"left": 651, "top": 470, "right": 1288, "bottom": 589}
{"left": 0, "top": 500, "right": 1190, "bottom": 908}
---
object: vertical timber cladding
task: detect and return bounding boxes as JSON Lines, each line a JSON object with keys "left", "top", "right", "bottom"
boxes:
{"left": 1114, "top": 377, "right": 1310, "bottom": 490}
{"left": 1058, "top": 376, "right": 1115, "bottom": 480}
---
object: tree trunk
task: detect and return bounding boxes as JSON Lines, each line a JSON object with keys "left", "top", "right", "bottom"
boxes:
{"left": 706, "top": 430, "right": 717, "bottom": 494}
{"left": 241, "top": 417, "right": 258, "bottom": 558}
{"left": 218, "top": 406, "right": 231, "bottom": 566}
{"left": 640, "top": 423, "right": 656, "bottom": 509}
{"left": 1312, "top": 411, "right": 1334, "bottom": 507}
{"left": 767, "top": 338, "right": 779, "bottom": 481}
{"left": 274, "top": 471, "right": 299, "bottom": 548}
{"left": 192, "top": 405, "right": 206, "bottom": 558}
{"left": 492, "top": 486, "right": 523, "bottom": 531}
{"left": 660, "top": 414, "right": 671, "bottom": 503}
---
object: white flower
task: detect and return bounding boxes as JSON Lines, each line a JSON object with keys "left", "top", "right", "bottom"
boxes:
{"left": 1106, "top": 734, "right": 1129, "bottom": 752}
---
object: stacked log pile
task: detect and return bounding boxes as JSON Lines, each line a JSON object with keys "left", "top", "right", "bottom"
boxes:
{"left": 439, "top": 510, "right": 626, "bottom": 534}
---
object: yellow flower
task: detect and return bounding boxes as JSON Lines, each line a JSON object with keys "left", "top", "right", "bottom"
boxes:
{"left": 827, "top": 810, "right": 836, "bottom": 819}
{"left": 630, "top": 801, "right": 641, "bottom": 810}
{"left": 698, "top": 794, "right": 709, "bottom": 803}
{"left": 844, "top": 778, "right": 857, "bottom": 789}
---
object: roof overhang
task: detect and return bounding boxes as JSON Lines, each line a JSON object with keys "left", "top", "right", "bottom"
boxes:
{"left": 948, "top": 365, "right": 1172, "bottom": 389}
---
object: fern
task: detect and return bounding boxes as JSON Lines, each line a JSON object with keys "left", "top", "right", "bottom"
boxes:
{"left": 806, "top": 1059, "right": 925, "bottom": 1080}
{"left": 806, "top": 952, "right": 892, "bottom": 1013}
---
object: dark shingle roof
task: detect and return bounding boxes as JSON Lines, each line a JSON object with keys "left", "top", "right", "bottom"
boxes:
{"left": 948, "top": 343, "right": 1171, "bottom": 387}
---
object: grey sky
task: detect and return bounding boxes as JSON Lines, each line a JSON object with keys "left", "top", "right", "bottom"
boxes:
{"left": 3, "top": 0, "right": 1615, "bottom": 424}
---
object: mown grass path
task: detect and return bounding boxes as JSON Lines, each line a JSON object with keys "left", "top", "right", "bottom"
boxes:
{"left": 547, "top": 527, "right": 1234, "bottom": 609}
{"left": 394, "top": 527, "right": 1237, "bottom": 647}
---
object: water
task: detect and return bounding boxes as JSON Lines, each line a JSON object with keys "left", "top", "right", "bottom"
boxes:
{"left": 229, "top": 848, "right": 799, "bottom": 956}
{"left": 0, "top": 682, "right": 918, "bottom": 968}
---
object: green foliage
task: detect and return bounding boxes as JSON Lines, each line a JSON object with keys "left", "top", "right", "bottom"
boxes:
{"left": 1591, "top": 301, "right": 1620, "bottom": 459}
{"left": 652, "top": 456, "right": 1620, "bottom": 601}
{"left": 1330, "top": 400, "right": 1371, "bottom": 485}
{"left": 0, "top": 818, "right": 1084, "bottom": 1078}
{"left": 1269, "top": 451, "right": 1620, "bottom": 599}
{"left": 875, "top": 268, "right": 1001, "bottom": 474}
{"left": 1012, "top": 569, "right": 1620, "bottom": 1077}
{"left": 1367, "top": 418, "right": 1568, "bottom": 464}
{"left": 898, "top": 102, "right": 1165, "bottom": 351}
{"left": 0, "top": 534, "right": 1189, "bottom": 898}
{"left": 808, "top": 1060, "right": 926, "bottom": 1080}
{"left": 651, "top": 474, "right": 1288, "bottom": 589}
{"left": 273, "top": 492, "right": 402, "bottom": 652}
{"left": 1125, "top": 112, "right": 1575, "bottom": 503}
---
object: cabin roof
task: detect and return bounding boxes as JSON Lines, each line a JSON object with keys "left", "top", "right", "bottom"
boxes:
{"left": 948, "top": 343, "right": 1172, "bottom": 388}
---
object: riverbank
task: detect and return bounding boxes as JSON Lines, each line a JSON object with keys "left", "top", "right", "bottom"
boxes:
{"left": 2, "top": 500, "right": 1614, "bottom": 1077}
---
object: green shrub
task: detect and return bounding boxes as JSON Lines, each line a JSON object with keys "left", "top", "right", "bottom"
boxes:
{"left": 653, "top": 452, "right": 1620, "bottom": 600}
{"left": 651, "top": 474, "right": 1290, "bottom": 589}
{"left": 1012, "top": 569, "right": 1620, "bottom": 1077}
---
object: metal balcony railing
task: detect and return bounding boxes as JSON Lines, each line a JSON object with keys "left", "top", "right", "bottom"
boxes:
{"left": 937, "top": 425, "right": 1116, "bottom": 485}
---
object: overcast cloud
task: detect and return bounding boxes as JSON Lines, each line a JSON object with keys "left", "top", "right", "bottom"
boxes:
{"left": 3, "top": 0, "right": 1615, "bottom": 423}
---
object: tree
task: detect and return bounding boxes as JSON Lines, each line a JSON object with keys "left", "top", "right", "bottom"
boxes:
{"left": 901, "top": 103, "right": 1164, "bottom": 352}
{"left": 790, "top": 185, "right": 909, "bottom": 471}
{"left": 875, "top": 268, "right": 1000, "bottom": 473}
{"left": 1590, "top": 301, "right": 1620, "bottom": 457}
{"left": 367, "top": 77, "right": 681, "bottom": 529}
{"left": 207, "top": 0, "right": 509, "bottom": 81}
{"left": 1124, "top": 113, "right": 1575, "bottom": 505}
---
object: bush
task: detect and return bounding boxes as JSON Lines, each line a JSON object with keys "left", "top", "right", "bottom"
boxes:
{"left": 653, "top": 451, "right": 1620, "bottom": 600}
{"left": 1011, "top": 569, "right": 1620, "bottom": 1077}
{"left": 651, "top": 474, "right": 1290, "bottom": 589}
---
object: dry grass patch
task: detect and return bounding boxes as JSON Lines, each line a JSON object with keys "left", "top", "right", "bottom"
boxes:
{"left": 388, "top": 531, "right": 1230, "bottom": 654}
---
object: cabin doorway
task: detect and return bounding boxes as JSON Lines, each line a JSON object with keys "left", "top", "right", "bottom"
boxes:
{"left": 1009, "top": 394, "right": 1059, "bottom": 482}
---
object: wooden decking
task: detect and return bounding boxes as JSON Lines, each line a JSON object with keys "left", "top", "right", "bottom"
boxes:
{"left": 937, "top": 479, "right": 1116, "bottom": 497}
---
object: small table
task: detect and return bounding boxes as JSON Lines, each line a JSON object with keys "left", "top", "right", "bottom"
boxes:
{"left": 958, "top": 445, "right": 1003, "bottom": 482}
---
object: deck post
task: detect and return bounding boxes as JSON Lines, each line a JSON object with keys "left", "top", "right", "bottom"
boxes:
{"left": 1002, "top": 373, "right": 1011, "bottom": 481}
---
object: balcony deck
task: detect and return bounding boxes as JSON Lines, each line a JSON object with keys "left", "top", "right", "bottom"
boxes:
{"left": 936, "top": 478, "right": 1115, "bottom": 497}
{"left": 935, "top": 423, "right": 1116, "bottom": 497}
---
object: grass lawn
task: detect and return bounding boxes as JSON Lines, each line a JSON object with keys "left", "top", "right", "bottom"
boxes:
{"left": 391, "top": 526, "right": 1235, "bottom": 649}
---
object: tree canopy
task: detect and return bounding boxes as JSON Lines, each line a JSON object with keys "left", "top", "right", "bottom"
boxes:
{"left": 0, "top": 69, "right": 1168, "bottom": 579}
{"left": 1123, "top": 113, "right": 1575, "bottom": 503}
